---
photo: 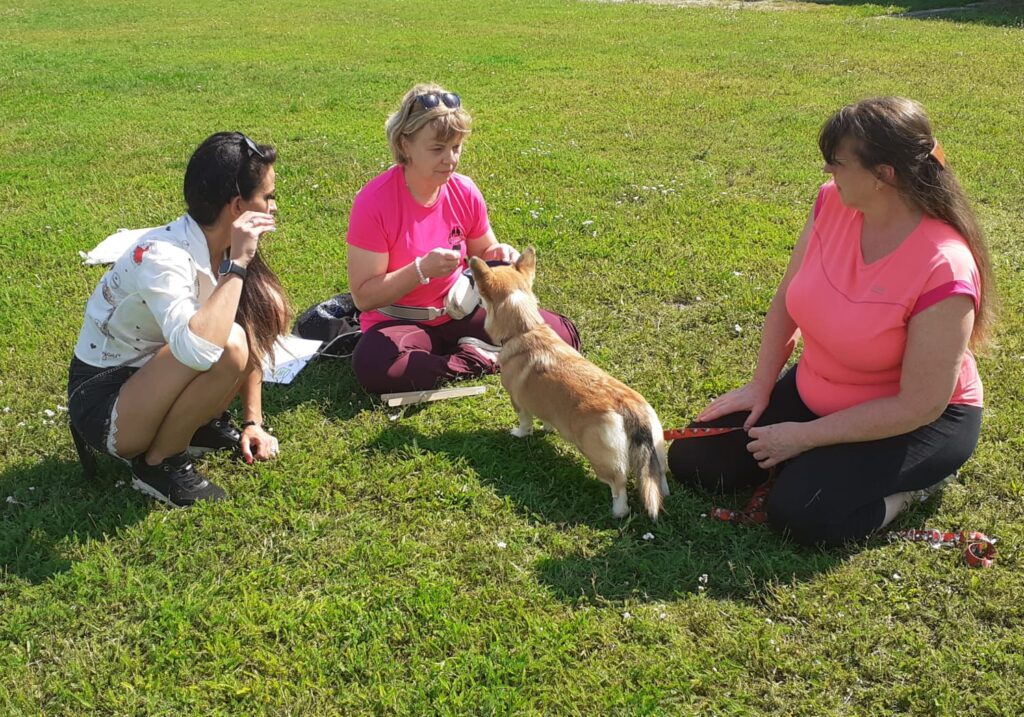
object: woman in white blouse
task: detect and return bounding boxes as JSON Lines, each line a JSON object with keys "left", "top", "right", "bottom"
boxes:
{"left": 68, "top": 132, "right": 289, "bottom": 507}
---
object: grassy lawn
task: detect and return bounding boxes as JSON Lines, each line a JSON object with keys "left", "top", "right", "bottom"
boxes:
{"left": 2, "top": 0, "right": 1023, "bottom": 714}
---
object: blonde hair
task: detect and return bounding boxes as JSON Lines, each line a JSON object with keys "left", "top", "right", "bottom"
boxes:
{"left": 819, "top": 97, "right": 996, "bottom": 349}
{"left": 385, "top": 83, "right": 472, "bottom": 165}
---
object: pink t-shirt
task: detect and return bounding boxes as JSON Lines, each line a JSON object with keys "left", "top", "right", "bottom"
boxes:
{"left": 346, "top": 165, "right": 491, "bottom": 331}
{"left": 786, "top": 181, "right": 983, "bottom": 416}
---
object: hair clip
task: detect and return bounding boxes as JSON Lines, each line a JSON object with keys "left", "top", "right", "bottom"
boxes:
{"left": 929, "top": 139, "right": 947, "bottom": 169}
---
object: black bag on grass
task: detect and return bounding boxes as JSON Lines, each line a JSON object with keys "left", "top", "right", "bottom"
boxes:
{"left": 293, "top": 293, "right": 361, "bottom": 357}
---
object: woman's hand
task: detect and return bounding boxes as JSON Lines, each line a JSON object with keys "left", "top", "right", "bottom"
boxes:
{"left": 697, "top": 379, "right": 774, "bottom": 428}
{"left": 419, "top": 248, "right": 461, "bottom": 278}
{"left": 230, "top": 211, "right": 276, "bottom": 267}
{"left": 240, "top": 424, "right": 280, "bottom": 464}
{"left": 746, "top": 422, "right": 811, "bottom": 469}
{"left": 481, "top": 243, "right": 520, "bottom": 263}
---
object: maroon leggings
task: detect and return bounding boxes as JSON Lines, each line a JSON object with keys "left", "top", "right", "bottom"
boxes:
{"left": 352, "top": 306, "right": 581, "bottom": 394}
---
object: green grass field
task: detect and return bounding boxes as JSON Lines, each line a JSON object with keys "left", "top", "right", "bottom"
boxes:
{"left": 2, "top": 0, "right": 1023, "bottom": 714}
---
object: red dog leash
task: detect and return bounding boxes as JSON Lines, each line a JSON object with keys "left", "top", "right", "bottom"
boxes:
{"left": 663, "top": 426, "right": 745, "bottom": 441}
{"left": 887, "top": 529, "right": 997, "bottom": 568}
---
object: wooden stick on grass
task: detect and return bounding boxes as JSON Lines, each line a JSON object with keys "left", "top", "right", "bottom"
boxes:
{"left": 381, "top": 385, "right": 487, "bottom": 407}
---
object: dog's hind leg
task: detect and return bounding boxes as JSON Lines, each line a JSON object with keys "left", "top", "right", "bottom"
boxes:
{"left": 510, "top": 406, "right": 535, "bottom": 438}
{"left": 594, "top": 465, "right": 630, "bottom": 518}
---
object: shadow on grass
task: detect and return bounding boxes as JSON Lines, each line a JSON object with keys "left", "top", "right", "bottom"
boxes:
{"left": 0, "top": 455, "right": 150, "bottom": 584}
{"left": 802, "top": 0, "right": 1024, "bottom": 27}
{"left": 364, "top": 424, "right": 932, "bottom": 603}
{"left": 260, "top": 354, "right": 377, "bottom": 422}
{"left": 369, "top": 424, "right": 608, "bottom": 528}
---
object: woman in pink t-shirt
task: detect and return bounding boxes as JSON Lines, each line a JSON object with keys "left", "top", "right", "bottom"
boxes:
{"left": 346, "top": 84, "right": 580, "bottom": 393}
{"left": 669, "top": 98, "right": 995, "bottom": 547}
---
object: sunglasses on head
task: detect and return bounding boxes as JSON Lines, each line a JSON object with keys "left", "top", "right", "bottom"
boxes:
{"left": 240, "top": 134, "right": 267, "bottom": 160}
{"left": 414, "top": 92, "right": 461, "bottom": 111}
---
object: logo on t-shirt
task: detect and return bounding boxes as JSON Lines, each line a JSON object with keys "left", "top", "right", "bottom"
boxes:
{"left": 448, "top": 226, "right": 464, "bottom": 246}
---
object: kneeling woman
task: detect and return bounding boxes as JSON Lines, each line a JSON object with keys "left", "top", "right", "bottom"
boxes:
{"left": 68, "top": 132, "right": 290, "bottom": 507}
{"left": 670, "top": 98, "right": 993, "bottom": 546}
{"left": 346, "top": 83, "right": 581, "bottom": 394}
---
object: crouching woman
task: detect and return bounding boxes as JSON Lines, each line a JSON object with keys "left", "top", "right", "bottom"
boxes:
{"left": 68, "top": 132, "right": 290, "bottom": 507}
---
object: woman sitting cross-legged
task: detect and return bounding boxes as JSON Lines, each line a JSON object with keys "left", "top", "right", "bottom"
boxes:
{"left": 68, "top": 132, "right": 290, "bottom": 507}
{"left": 669, "top": 97, "right": 994, "bottom": 547}
{"left": 346, "top": 83, "right": 581, "bottom": 394}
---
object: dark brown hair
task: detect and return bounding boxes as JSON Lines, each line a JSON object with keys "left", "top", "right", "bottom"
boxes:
{"left": 184, "top": 132, "right": 291, "bottom": 366}
{"left": 819, "top": 97, "right": 994, "bottom": 348}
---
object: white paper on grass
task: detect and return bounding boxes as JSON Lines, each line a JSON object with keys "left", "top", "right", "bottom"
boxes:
{"left": 80, "top": 227, "right": 160, "bottom": 265}
{"left": 262, "top": 335, "right": 324, "bottom": 384}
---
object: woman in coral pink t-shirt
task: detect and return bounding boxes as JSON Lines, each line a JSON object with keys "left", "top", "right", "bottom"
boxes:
{"left": 345, "top": 83, "right": 580, "bottom": 393}
{"left": 669, "top": 98, "right": 995, "bottom": 547}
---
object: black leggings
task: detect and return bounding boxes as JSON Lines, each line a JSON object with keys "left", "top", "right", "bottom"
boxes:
{"left": 668, "top": 366, "right": 982, "bottom": 547}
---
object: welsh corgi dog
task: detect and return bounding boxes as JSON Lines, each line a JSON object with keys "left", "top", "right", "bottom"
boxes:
{"left": 468, "top": 248, "right": 669, "bottom": 519}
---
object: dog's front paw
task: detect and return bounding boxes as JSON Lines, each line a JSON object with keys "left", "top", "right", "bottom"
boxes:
{"left": 510, "top": 426, "right": 534, "bottom": 438}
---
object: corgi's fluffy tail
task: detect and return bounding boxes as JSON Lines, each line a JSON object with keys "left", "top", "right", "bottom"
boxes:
{"left": 622, "top": 405, "right": 667, "bottom": 520}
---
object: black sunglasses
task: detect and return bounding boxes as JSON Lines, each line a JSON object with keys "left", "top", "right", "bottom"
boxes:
{"left": 240, "top": 134, "right": 267, "bottom": 160}
{"left": 414, "top": 92, "right": 461, "bottom": 111}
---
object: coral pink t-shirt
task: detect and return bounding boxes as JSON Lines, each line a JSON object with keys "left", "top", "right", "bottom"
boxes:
{"left": 346, "top": 165, "right": 491, "bottom": 331}
{"left": 785, "top": 181, "right": 983, "bottom": 417}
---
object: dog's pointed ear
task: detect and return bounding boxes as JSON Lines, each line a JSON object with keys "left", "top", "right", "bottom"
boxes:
{"left": 515, "top": 246, "right": 536, "bottom": 285}
{"left": 468, "top": 256, "right": 493, "bottom": 296}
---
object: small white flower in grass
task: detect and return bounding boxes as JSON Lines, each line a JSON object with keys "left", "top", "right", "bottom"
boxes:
{"left": 581, "top": 220, "right": 594, "bottom": 226}
{"left": 311, "top": 184, "right": 319, "bottom": 190}
{"left": 43, "top": 409, "right": 56, "bottom": 418}
{"left": 3, "top": 407, "right": 10, "bottom": 413}
{"left": 28, "top": 487, "right": 35, "bottom": 491}
{"left": 115, "top": 480, "right": 125, "bottom": 488}
{"left": 642, "top": 532, "right": 655, "bottom": 541}
{"left": 622, "top": 611, "right": 632, "bottom": 620}
{"left": 733, "top": 271, "right": 743, "bottom": 276}
{"left": 496, "top": 541, "right": 507, "bottom": 549}
{"left": 659, "top": 611, "right": 667, "bottom": 620}
{"left": 56, "top": 405, "right": 67, "bottom": 412}
{"left": 16, "top": 422, "right": 25, "bottom": 427}
{"left": 6, "top": 496, "right": 23, "bottom": 505}
{"left": 892, "top": 572, "right": 902, "bottom": 581}
{"left": 733, "top": 324, "right": 742, "bottom": 334}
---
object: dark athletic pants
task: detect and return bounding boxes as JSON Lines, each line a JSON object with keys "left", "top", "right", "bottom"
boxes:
{"left": 668, "top": 366, "right": 982, "bottom": 547}
{"left": 352, "top": 306, "right": 580, "bottom": 394}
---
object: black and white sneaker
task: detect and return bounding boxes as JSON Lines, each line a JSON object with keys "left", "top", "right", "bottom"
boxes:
{"left": 188, "top": 412, "right": 241, "bottom": 457}
{"left": 130, "top": 452, "right": 227, "bottom": 507}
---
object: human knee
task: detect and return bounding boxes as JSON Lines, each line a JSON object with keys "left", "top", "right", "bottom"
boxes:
{"left": 218, "top": 322, "right": 249, "bottom": 374}
{"left": 352, "top": 342, "right": 396, "bottom": 394}
{"left": 668, "top": 434, "right": 763, "bottom": 493}
{"left": 668, "top": 439, "right": 730, "bottom": 492}
{"left": 765, "top": 483, "right": 845, "bottom": 547}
